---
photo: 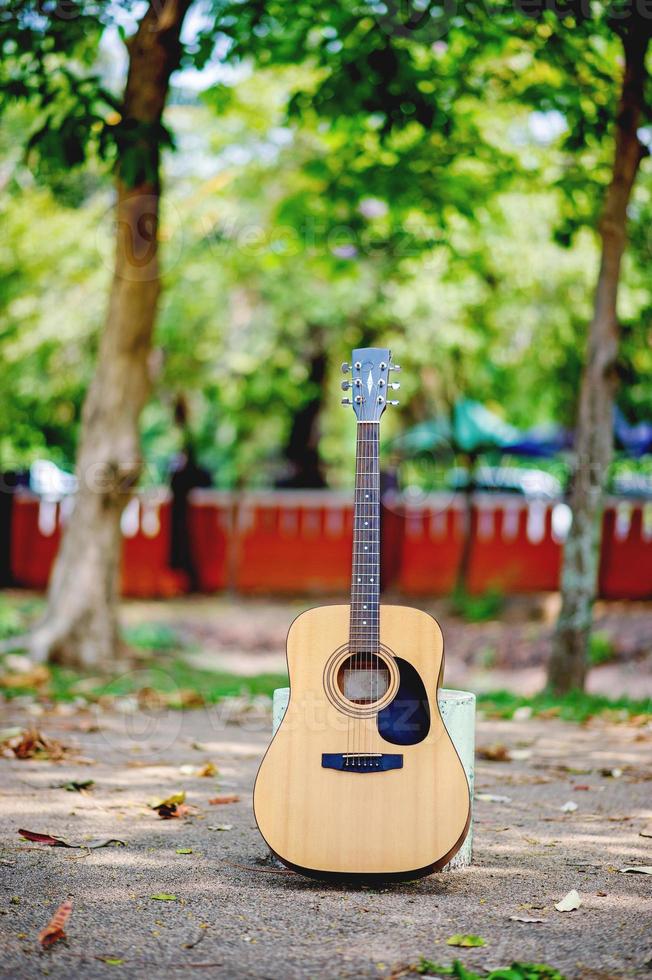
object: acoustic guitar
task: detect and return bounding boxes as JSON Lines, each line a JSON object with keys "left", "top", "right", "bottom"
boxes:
{"left": 254, "top": 348, "right": 471, "bottom": 880}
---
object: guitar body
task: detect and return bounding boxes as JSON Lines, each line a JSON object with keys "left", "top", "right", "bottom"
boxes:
{"left": 254, "top": 603, "right": 471, "bottom": 880}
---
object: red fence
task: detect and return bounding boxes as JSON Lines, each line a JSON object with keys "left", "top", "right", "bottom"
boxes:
{"left": 6, "top": 489, "right": 652, "bottom": 599}
{"left": 9, "top": 489, "right": 185, "bottom": 598}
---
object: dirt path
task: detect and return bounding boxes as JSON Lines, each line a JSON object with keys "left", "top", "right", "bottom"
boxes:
{"left": 1, "top": 702, "right": 651, "bottom": 979}
{"left": 120, "top": 594, "right": 652, "bottom": 697}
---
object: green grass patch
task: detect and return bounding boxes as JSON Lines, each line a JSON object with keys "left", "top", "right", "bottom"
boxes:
{"left": 587, "top": 629, "right": 616, "bottom": 666}
{"left": 451, "top": 588, "right": 504, "bottom": 623}
{"left": 417, "top": 959, "right": 564, "bottom": 979}
{"left": 3, "top": 662, "right": 648, "bottom": 721}
{"left": 1, "top": 657, "right": 288, "bottom": 704}
{"left": 122, "top": 622, "right": 188, "bottom": 652}
{"left": 0, "top": 593, "right": 43, "bottom": 640}
{"left": 476, "top": 688, "right": 652, "bottom": 722}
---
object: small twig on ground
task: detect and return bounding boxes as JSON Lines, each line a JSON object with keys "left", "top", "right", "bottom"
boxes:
{"left": 183, "top": 927, "right": 209, "bottom": 950}
{"left": 222, "top": 860, "right": 296, "bottom": 875}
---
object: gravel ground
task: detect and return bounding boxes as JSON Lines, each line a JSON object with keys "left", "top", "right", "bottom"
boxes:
{"left": 1, "top": 702, "right": 651, "bottom": 979}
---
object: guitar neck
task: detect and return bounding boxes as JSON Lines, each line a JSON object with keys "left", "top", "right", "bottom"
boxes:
{"left": 349, "top": 421, "right": 380, "bottom": 653}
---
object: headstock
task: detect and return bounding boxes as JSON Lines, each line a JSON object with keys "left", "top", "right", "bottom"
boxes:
{"left": 341, "top": 347, "right": 400, "bottom": 422}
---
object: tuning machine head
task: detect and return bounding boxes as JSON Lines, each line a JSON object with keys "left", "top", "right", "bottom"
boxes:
{"left": 389, "top": 363, "right": 401, "bottom": 372}
{"left": 340, "top": 347, "right": 398, "bottom": 420}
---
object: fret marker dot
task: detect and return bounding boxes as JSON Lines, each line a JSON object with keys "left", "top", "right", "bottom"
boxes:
{"left": 363, "top": 620, "right": 367, "bottom": 625}
{"left": 363, "top": 605, "right": 367, "bottom": 609}
{"left": 358, "top": 577, "right": 361, "bottom": 582}
{"left": 370, "top": 578, "right": 374, "bottom": 583}
{"left": 364, "top": 522, "right": 368, "bottom": 526}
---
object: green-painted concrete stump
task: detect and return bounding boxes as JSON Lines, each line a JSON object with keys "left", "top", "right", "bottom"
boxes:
{"left": 271, "top": 687, "right": 475, "bottom": 870}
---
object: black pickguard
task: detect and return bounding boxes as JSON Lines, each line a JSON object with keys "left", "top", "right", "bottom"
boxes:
{"left": 377, "top": 657, "right": 430, "bottom": 745}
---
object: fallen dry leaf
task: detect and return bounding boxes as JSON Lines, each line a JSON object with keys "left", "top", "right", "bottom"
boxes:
{"left": 149, "top": 791, "right": 189, "bottom": 819}
{"left": 19, "top": 829, "right": 125, "bottom": 849}
{"left": 446, "top": 934, "right": 486, "bottom": 948}
{"left": 639, "top": 826, "right": 652, "bottom": 839}
{"left": 38, "top": 900, "right": 72, "bottom": 948}
{"left": 208, "top": 824, "right": 233, "bottom": 831}
{"left": 57, "top": 780, "right": 94, "bottom": 793}
{"left": 561, "top": 801, "right": 578, "bottom": 812}
{"left": 197, "top": 762, "right": 217, "bottom": 778}
{"left": 475, "top": 793, "right": 512, "bottom": 804}
{"left": 208, "top": 794, "right": 240, "bottom": 805}
{"left": 555, "top": 889, "right": 582, "bottom": 912}
{"left": 0, "top": 665, "right": 50, "bottom": 690}
{"left": 509, "top": 915, "right": 546, "bottom": 923}
{"left": 174, "top": 689, "right": 205, "bottom": 709}
{"left": 619, "top": 866, "right": 652, "bottom": 874}
{"left": 477, "top": 744, "right": 511, "bottom": 762}
{"left": 1, "top": 728, "right": 70, "bottom": 761}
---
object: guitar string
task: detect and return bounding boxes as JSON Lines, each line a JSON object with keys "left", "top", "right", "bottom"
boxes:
{"left": 349, "top": 411, "right": 382, "bottom": 763}
{"left": 356, "top": 421, "right": 379, "bottom": 762}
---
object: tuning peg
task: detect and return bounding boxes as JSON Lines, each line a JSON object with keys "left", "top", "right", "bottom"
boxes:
{"left": 388, "top": 400, "right": 400, "bottom": 406}
{"left": 341, "top": 380, "right": 352, "bottom": 391}
{"left": 354, "top": 361, "right": 361, "bottom": 370}
{"left": 341, "top": 362, "right": 350, "bottom": 374}
{"left": 341, "top": 398, "right": 352, "bottom": 406}
{"left": 389, "top": 382, "right": 400, "bottom": 390}
{"left": 389, "top": 364, "right": 401, "bottom": 372}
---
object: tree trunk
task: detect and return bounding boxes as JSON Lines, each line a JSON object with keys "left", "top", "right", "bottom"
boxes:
{"left": 276, "top": 336, "right": 328, "bottom": 488}
{"left": 548, "top": 33, "right": 649, "bottom": 694}
{"left": 28, "top": 0, "right": 191, "bottom": 669}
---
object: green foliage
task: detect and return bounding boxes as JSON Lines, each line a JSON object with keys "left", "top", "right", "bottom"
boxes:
{"left": 122, "top": 623, "right": 187, "bottom": 653}
{"left": 452, "top": 590, "right": 505, "bottom": 624}
{"left": 0, "top": 597, "right": 23, "bottom": 640}
{"left": 588, "top": 630, "right": 616, "bottom": 666}
{"left": 417, "top": 959, "right": 564, "bottom": 980}
{"left": 0, "top": 594, "right": 44, "bottom": 641}
{"left": 477, "top": 688, "right": 652, "bottom": 722}
{"left": 1, "top": 0, "right": 652, "bottom": 485}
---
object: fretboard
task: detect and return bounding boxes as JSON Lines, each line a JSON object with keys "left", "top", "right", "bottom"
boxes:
{"left": 349, "top": 421, "right": 380, "bottom": 653}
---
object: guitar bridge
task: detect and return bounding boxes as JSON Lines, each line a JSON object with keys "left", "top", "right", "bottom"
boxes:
{"left": 321, "top": 753, "right": 403, "bottom": 772}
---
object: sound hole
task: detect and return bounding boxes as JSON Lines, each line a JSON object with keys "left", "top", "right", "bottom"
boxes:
{"left": 336, "top": 654, "right": 390, "bottom": 705}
